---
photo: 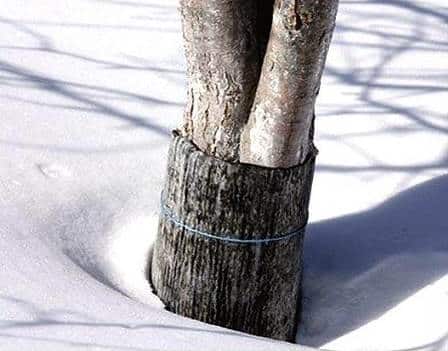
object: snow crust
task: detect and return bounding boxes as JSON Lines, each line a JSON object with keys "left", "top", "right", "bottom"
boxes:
{"left": 1, "top": 0, "right": 447, "bottom": 350}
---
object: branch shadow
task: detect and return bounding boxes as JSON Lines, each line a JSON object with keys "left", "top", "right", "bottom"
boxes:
{"left": 1, "top": 0, "right": 447, "bottom": 349}
{"left": 0, "top": 294, "right": 277, "bottom": 350}
{"left": 318, "top": 0, "right": 448, "bottom": 178}
{"left": 301, "top": 3, "right": 448, "bottom": 344}
{"left": 0, "top": 15, "right": 183, "bottom": 150}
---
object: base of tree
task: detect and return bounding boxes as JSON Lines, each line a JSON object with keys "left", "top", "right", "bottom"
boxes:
{"left": 151, "top": 131, "right": 317, "bottom": 341}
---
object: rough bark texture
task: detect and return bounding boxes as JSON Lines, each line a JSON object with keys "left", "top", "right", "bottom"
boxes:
{"left": 151, "top": 0, "right": 339, "bottom": 342}
{"left": 151, "top": 132, "right": 317, "bottom": 341}
{"left": 179, "top": 0, "right": 268, "bottom": 162}
{"left": 240, "top": 0, "right": 339, "bottom": 167}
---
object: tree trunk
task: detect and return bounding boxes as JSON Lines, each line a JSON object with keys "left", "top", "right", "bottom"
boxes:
{"left": 150, "top": 0, "right": 338, "bottom": 342}
{"left": 179, "top": 0, "right": 267, "bottom": 162}
{"left": 240, "top": 0, "right": 338, "bottom": 167}
{"left": 152, "top": 132, "right": 316, "bottom": 341}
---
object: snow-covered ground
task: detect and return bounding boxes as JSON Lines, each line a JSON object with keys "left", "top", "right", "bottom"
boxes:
{"left": 1, "top": 0, "right": 447, "bottom": 350}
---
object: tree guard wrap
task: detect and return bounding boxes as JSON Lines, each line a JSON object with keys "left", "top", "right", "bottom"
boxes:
{"left": 151, "top": 131, "right": 317, "bottom": 341}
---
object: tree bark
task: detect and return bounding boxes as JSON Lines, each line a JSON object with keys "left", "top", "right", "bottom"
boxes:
{"left": 180, "top": 0, "right": 270, "bottom": 162}
{"left": 240, "top": 0, "right": 338, "bottom": 167}
{"left": 152, "top": 132, "right": 316, "bottom": 341}
{"left": 150, "top": 0, "right": 338, "bottom": 342}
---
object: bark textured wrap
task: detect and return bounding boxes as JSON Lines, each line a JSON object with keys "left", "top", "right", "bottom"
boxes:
{"left": 151, "top": 132, "right": 317, "bottom": 341}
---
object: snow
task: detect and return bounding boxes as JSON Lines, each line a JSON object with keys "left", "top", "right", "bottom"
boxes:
{"left": 0, "top": 0, "right": 447, "bottom": 350}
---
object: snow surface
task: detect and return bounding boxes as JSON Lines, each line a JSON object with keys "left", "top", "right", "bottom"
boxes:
{"left": 1, "top": 0, "right": 447, "bottom": 350}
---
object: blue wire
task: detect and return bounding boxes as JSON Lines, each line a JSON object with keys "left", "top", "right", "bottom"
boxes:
{"left": 160, "top": 197, "right": 305, "bottom": 245}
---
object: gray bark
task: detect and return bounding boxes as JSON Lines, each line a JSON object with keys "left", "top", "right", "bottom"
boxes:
{"left": 179, "top": 0, "right": 269, "bottom": 162}
{"left": 150, "top": 0, "right": 338, "bottom": 342}
{"left": 240, "top": 0, "right": 339, "bottom": 167}
{"left": 151, "top": 132, "right": 317, "bottom": 341}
